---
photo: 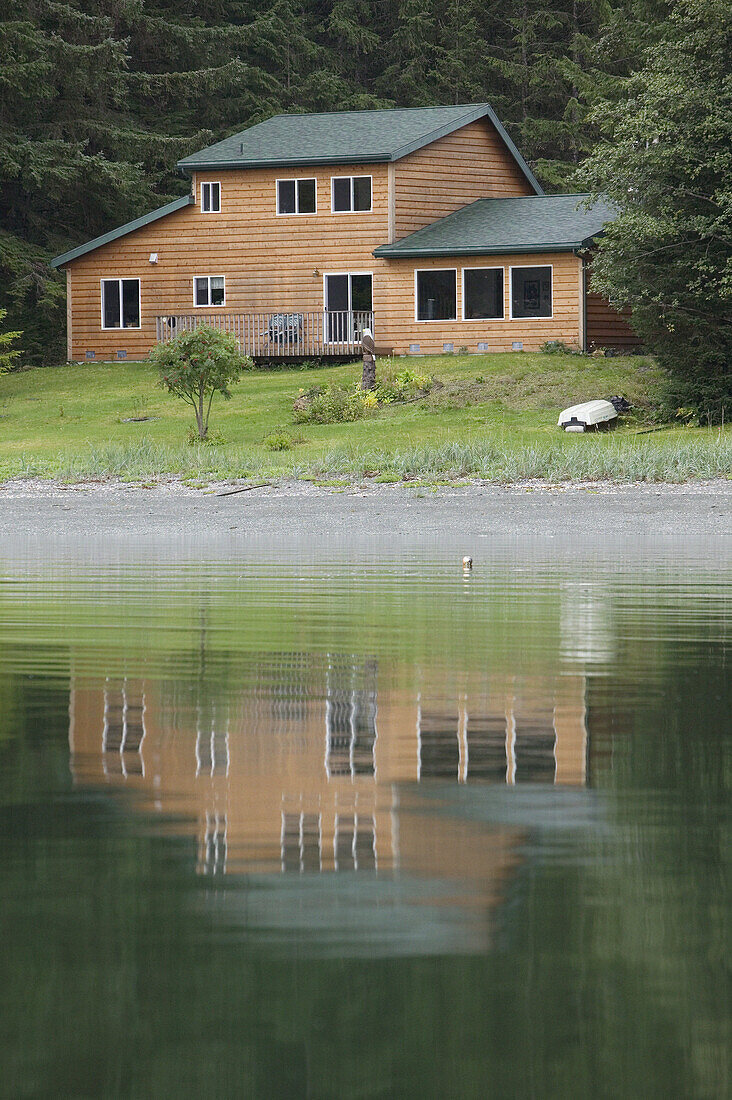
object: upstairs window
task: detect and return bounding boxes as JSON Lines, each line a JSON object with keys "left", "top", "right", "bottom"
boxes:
{"left": 101, "top": 278, "right": 140, "bottom": 329}
{"left": 511, "top": 265, "right": 552, "bottom": 318}
{"left": 201, "top": 182, "right": 221, "bottom": 212}
{"left": 277, "top": 178, "right": 316, "bottom": 214}
{"left": 194, "top": 276, "right": 225, "bottom": 307}
{"left": 331, "top": 175, "right": 372, "bottom": 213}
{"left": 463, "top": 267, "right": 504, "bottom": 320}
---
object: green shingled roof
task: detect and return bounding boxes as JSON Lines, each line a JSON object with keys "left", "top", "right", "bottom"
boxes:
{"left": 373, "top": 195, "right": 616, "bottom": 258}
{"left": 51, "top": 194, "right": 194, "bottom": 269}
{"left": 177, "top": 104, "right": 543, "bottom": 194}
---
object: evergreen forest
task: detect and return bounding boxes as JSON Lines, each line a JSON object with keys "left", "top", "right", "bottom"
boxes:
{"left": 0, "top": 0, "right": 729, "bottom": 419}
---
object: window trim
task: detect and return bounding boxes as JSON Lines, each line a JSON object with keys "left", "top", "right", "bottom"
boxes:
{"left": 200, "top": 181, "right": 221, "bottom": 214}
{"left": 509, "top": 263, "right": 554, "bottom": 321}
{"left": 414, "top": 267, "right": 458, "bottom": 323}
{"left": 461, "top": 265, "right": 507, "bottom": 322}
{"left": 275, "top": 177, "right": 318, "bottom": 216}
{"left": 100, "top": 277, "right": 141, "bottom": 330}
{"left": 192, "top": 275, "right": 226, "bottom": 308}
{"left": 330, "top": 174, "right": 373, "bottom": 214}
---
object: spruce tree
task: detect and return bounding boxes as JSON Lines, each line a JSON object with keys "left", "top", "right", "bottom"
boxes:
{"left": 577, "top": 0, "right": 732, "bottom": 422}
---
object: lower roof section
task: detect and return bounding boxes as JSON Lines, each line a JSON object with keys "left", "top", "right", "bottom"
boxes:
{"left": 51, "top": 194, "right": 194, "bottom": 269}
{"left": 373, "top": 194, "right": 615, "bottom": 258}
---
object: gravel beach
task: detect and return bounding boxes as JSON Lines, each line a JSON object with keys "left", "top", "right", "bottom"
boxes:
{"left": 1, "top": 479, "right": 729, "bottom": 563}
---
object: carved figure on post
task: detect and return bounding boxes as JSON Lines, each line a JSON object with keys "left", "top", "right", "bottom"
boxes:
{"left": 361, "top": 327, "right": 376, "bottom": 391}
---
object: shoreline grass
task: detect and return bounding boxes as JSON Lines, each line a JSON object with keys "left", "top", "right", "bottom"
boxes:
{"left": 2, "top": 433, "right": 729, "bottom": 486}
{"left": 1, "top": 355, "right": 729, "bottom": 485}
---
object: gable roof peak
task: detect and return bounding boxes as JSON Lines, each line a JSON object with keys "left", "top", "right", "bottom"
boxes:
{"left": 177, "top": 103, "right": 543, "bottom": 195}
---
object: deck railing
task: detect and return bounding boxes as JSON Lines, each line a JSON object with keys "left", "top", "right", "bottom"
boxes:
{"left": 155, "top": 310, "right": 374, "bottom": 357}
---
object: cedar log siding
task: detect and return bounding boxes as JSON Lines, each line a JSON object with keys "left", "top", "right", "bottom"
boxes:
{"left": 61, "top": 118, "right": 539, "bottom": 361}
{"left": 63, "top": 162, "right": 390, "bottom": 361}
{"left": 376, "top": 254, "right": 584, "bottom": 355}
{"left": 585, "top": 292, "right": 640, "bottom": 350}
{"left": 392, "top": 118, "right": 534, "bottom": 239}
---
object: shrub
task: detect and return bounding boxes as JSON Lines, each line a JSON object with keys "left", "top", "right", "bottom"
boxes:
{"left": 292, "top": 366, "right": 435, "bottom": 424}
{"left": 149, "top": 325, "right": 252, "bottom": 440}
{"left": 374, "top": 364, "right": 432, "bottom": 403}
{"left": 541, "top": 340, "right": 576, "bottom": 355}
{"left": 293, "top": 383, "right": 371, "bottom": 424}
{"left": 263, "top": 431, "right": 294, "bottom": 451}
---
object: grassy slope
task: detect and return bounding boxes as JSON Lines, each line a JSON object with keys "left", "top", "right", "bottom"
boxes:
{"left": 0, "top": 353, "right": 729, "bottom": 483}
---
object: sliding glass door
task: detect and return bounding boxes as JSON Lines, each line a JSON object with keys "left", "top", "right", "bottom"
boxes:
{"left": 324, "top": 273, "right": 372, "bottom": 342}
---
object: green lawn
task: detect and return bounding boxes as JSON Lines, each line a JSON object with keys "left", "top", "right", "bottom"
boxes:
{"left": 0, "top": 352, "right": 729, "bottom": 483}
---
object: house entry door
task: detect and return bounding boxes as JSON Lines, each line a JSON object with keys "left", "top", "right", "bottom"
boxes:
{"left": 325, "top": 273, "right": 372, "bottom": 343}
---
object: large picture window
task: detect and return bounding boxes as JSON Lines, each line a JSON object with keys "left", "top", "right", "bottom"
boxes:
{"left": 463, "top": 268, "right": 504, "bottom": 320}
{"left": 277, "top": 178, "right": 316, "bottom": 214}
{"left": 415, "top": 269, "right": 457, "bottom": 321}
{"left": 194, "top": 276, "right": 225, "bottom": 307}
{"left": 101, "top": 278, "right": 140, "bottom": 329}
{"left": 331, "top": 176, "right": 372, "bottom": 213}
{"left": 511, "top": 265, "right": 552, "bottom": 318}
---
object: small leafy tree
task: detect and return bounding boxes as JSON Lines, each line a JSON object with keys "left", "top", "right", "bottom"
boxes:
{"left": 149, "top": 326, "right": 252, "bottom": 440}
{"left": 0, "top": 309, "right": 22, "bottom": 373}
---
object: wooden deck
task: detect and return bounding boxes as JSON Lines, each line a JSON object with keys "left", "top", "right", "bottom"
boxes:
{"left": 155, "top": 310, "right": 374, "bottom": 357}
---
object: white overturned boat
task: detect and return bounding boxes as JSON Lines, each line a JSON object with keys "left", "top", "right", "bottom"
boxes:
{"left": 558, "top": 399, "right": 618, "bottom": 432}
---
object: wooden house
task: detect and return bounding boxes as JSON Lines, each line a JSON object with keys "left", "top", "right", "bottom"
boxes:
{"left": 51, "top": 104, "right": 637, "bottom": 361}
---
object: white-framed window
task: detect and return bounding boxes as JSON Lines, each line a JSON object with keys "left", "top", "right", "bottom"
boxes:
{"left": 193, "top": 275, "right": 225, "bottom": 307}
{"left": 462, "top": 267, "right": 505, "bottom": 320}
{"left": 101, "top": 278, "right": 141, "bottom": 329}
{"left": 510, "top": 265, "right": 553, "bottom": 319}
{"left": 415, "top": 268, "right": 457, "bottom": 321}
{"left": 276, "top": 177, "right": 316, "bottom": 215}
{"left": 201, "top": 181, "right": 221, "bottom": 213}
{"left": 331, "top": 175, "right": 372, "bottom": 213}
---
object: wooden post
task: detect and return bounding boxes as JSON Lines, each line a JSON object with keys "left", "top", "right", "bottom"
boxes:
{"left": 361, "top": 327, "right": 376, "bottom": 390}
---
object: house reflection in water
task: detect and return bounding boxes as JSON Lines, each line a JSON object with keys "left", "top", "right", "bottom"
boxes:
{"left": 69, "top": 656, "right": 587, "bottom": 890}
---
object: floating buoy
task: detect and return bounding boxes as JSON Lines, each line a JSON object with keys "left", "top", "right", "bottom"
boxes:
{"left": 462, "top": 556, "right": 473, "bottom": 569}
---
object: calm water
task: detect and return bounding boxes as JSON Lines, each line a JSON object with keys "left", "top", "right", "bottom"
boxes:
{"left": 0, "top": 544, "right": 729, "bottom": 1098}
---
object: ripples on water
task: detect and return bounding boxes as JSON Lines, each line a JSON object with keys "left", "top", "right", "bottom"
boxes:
{"left": 0, "top": 549, "right": 728, "bottom": 1098}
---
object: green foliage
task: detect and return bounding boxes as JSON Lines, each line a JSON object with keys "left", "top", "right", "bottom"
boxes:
{"left": 0, "top": 232, "right": 65, "bottom": 365}
{"left": 577, "top": 0, "right": 732, "bottom": 424}
{"left": 0, "top": 354, "right": 727, "bottom": 486}
{"left": 293, "top": 383, "right": 373, "bottom": 424}
{"left": 373, "top": 364, "right": 433, "bottom": 403}
{"left": 149, "top": 326, "right": 252, "bottom": 440}
{"left": 263, "top": 431, "right": 294, "bottom": 451}
{"left": 293, "top": 366, "right": 434, "bottom": 423}
{"left": 0, "top": 308, "right": 22, "bottom": 372}
{"left": 541, "top": 340, "right": 577, "bottom": 355}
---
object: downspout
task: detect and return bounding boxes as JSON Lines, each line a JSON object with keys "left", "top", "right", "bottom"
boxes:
{"left": 582, "top": 256, "right": 587, "bottom": 353}
{"left": 576, "top": 251, "right": 587, "bottom": 352}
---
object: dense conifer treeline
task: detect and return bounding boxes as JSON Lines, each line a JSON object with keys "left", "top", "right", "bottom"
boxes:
{"left": 1, "top": 0, "right": 670, "bottom": 362}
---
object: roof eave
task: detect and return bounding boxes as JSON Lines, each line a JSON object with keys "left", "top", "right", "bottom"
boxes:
{"left": 176, "top": 153, "right": 392, "bottom": 170}
{"left": 373, "top": 241, "right": 585, "bottom": 258}
{"left": 50, "top": 195, "right": 194, "bottom": 268}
